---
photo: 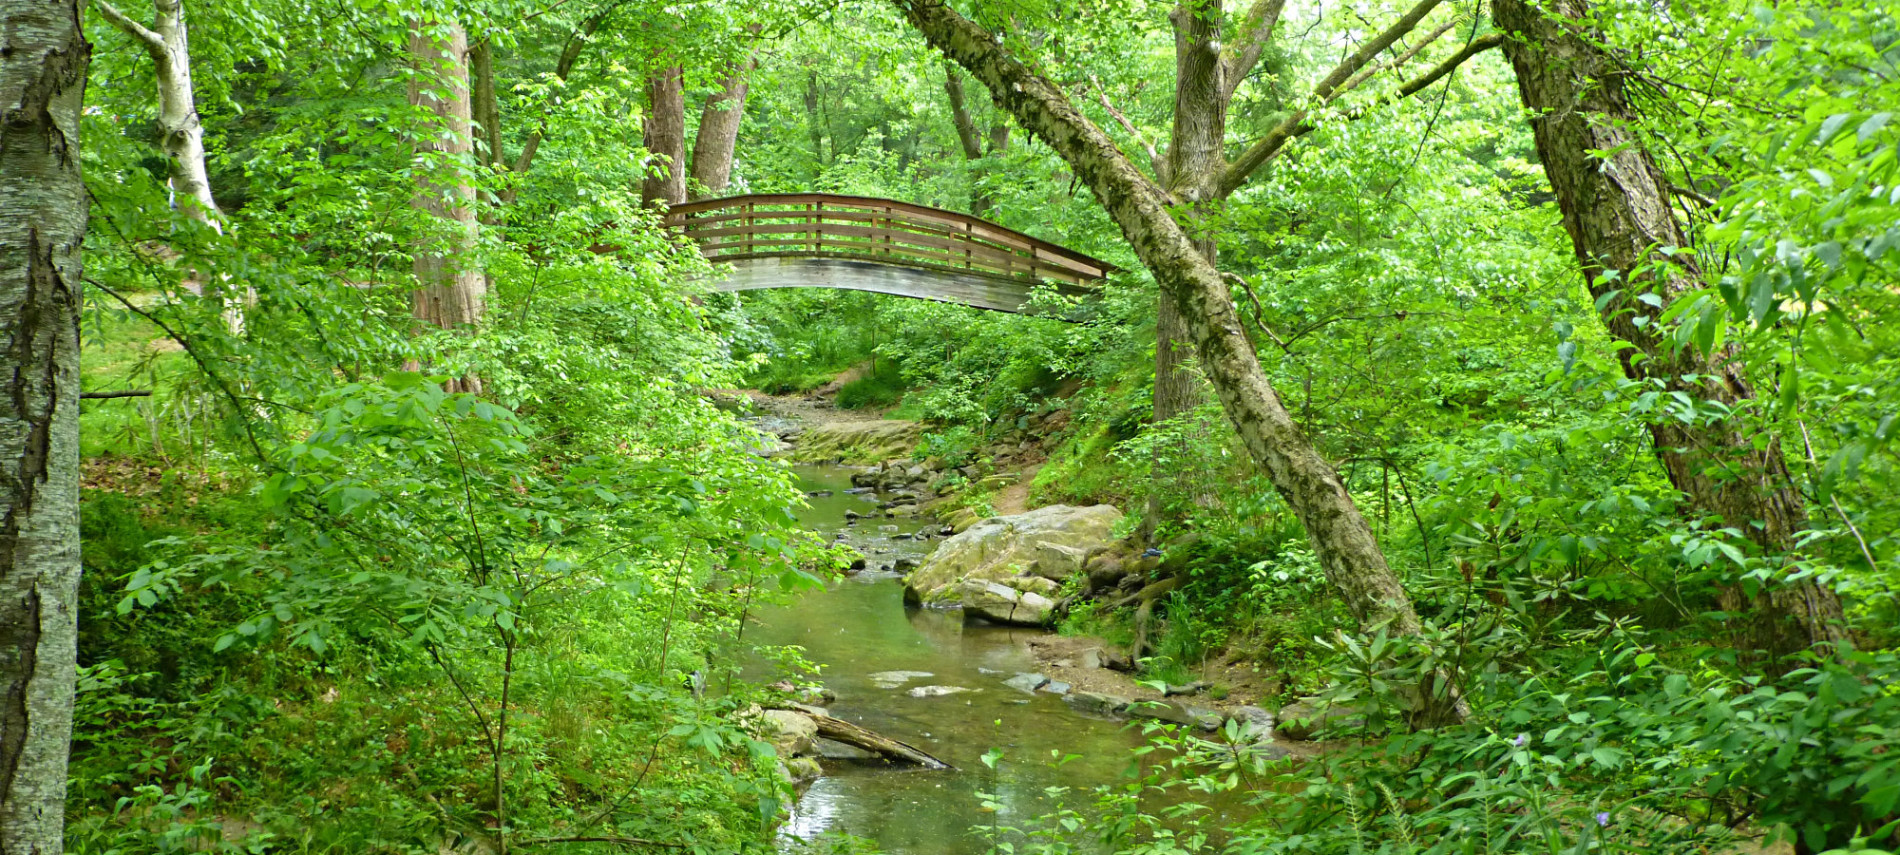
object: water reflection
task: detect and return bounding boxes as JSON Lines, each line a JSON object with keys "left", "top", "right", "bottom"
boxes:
{"left": 749, "top": 465, "right": 1147, "bottom": 855}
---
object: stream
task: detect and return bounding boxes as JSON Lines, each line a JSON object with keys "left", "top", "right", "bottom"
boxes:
{"left": 748, "top": 464, "right": 1149, "bottom": 855}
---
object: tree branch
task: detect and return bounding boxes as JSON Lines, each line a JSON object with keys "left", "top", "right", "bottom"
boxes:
{"left": 91, "top": 0, "right": 165, "bottom": 51}
{"left": 1390, "top": 32, "right": 1503, "bottom": 99}
{"left": 1218, "top": 30, "right": 1501, "bottom": 196}
{"left": 1310, "top": 0, "right": 1447, "bottom": 102}
{"left": 1087, "top": 74, "right": 1167, "bottom": 186}
{"left": 1336, "top": 17, "right": 1456, "bottom": 98}
{"left": 80, "top": 390, "right": 153, "bottom": 399}
{"left": 1221, "top": 0, "right": 1288, "bottom": 101}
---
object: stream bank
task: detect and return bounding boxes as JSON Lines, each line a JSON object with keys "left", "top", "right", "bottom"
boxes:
{"left": 738, "top": 395, "right": 1315, "bottom": 854}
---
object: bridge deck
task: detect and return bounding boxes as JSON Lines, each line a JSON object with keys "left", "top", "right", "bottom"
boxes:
{"left": 666, "top": 193, "right": 1115, "bottom": 314}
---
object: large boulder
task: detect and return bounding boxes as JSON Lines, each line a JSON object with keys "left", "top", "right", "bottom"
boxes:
{"left": 906, "top": 504, "right": 1123, "bottom": 606}
{"left": 792, "top": 421, "right": 923, "bottom": 464}
{"left": 758, "top": 709, "right": 818, "bottom": 757}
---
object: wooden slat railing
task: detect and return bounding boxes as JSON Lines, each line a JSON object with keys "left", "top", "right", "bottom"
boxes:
{"left": 665, "top": 193, "right": 1117, "bottom": 287}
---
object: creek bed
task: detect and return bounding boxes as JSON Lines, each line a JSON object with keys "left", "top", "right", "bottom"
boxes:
{"left": 747, "top": 465, "right": 1148, "bottom": 854}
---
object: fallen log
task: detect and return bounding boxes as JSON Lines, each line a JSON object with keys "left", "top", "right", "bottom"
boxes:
{"left": 767, "top": 705, "right": 952, "bottom": 770}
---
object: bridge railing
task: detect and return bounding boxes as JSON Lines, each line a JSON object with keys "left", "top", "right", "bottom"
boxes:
{"left": 665, "top": 193, "right": 1115, "bottom": 287}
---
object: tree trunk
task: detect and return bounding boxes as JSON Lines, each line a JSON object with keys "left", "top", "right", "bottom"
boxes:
{"left": 802, "top": 70, "right": 827, "bottom": 174}
{"left": 943, "top": 65, "right": 1005, "bottom": 217}
{"left": 768, "top": 708, "right": 952, "bottom": 769}
{"left": 689, "top": 49, "right": 756, "bottom": 199}
{"left": 1143, "top": 0, "right": 1229, "bottom": 540}
{"left": 0, "top": 0, "right": 89, "bottom": 846}
{"left": 93, "top": 0, "right": 215, "bottom": 221}
{"left": 1492, "top": 0, "right": 1848, "bottom": 658}
{"left": 640, "top": 65, "right": 686, "bottom": 207}
{"left": 94, "top": 0, "right": 247, "bottom": 333}
{"left": 469, "top": 37, "right": 503, "bottom": 169}
{"left": 893, "top": 0, "right": 1423, "bottom": 637}
{"left": 407, "top": 19, "right": 485, "bottom": 392}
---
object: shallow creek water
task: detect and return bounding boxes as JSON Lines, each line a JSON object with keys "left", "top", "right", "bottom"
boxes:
{"left": 747, "top": 465, "right": 1149, "bottom": 855}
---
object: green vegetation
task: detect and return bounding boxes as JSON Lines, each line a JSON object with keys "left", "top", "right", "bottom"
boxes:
{"left": 2, "top": 0, "right": 1892, "bottom": 851}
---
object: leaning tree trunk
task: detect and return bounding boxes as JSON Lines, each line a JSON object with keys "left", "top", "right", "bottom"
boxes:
{"left": 640, "top": 65, "right": 686, "bottom": 207}
{"left": 1492, "top": 0, "right": 1848, "bottom": 658}
{"left": 407, "top": 19, "right": 485, "bottom": 392}
{"left": 0, "top": 0, "right": 89, "bottom": 847}
{"left": 689, "top": 47, "right": 757, "bottom": 199}
{"left": 893, "top": 0, "right": 1423, "bottom": 639}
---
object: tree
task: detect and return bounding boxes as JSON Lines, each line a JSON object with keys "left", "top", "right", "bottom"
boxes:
{"left": 1082, "top": 0, "right": 1496, "bottom": 538}
{"left": 92, "top": 0, "right": 250, "bottom": 334}
{"left": 90, "top": 0, "right": 217, "bottom": 222}
{"left": 943, "top": 63, "right": 1009, "bottom": 217}
{"left": 1491, "top": 0, "right": 1849, "bottom": 657}
{"left": 0, "top": 0, "right": 89, "bottom": 846}
{"left": 891, "top": 0, "right": 1430, "bottom": 640}
{"left": 690, "top": 35, "right": 760, "bottom": 199}
{"left": 641, "top": 65, "right": 687, "bottom": 207}
{"left": 408, "top": 16, "right": 487, "bottom": 392}
{"left": 893, "top": 0, "right": 1501, "bottom": 646}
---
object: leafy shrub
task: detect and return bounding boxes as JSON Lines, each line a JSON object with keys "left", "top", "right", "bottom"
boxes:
{"left": 835, "top": 359, "right": 906, "bottom": 409}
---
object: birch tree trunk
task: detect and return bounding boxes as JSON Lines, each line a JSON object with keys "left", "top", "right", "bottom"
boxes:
{"left": 408, "top": 19, "right": 485, "bottom": 393}
{"left": 93, "top": 0, "right": 249, "bottom": 334}
{"left": 640, "top": 65, "right": 686, "bottom": 207}
{"left": 892, "top": 0, "right": 1423, "bottom": 639}
{"left": 0, "top": 0, "right": 88, "bottom": 846}
{"left": 92, "top": 0, "right": 215, "bottom": 222}
{"left": 1492, "top": 0, "right": 1849, "bottom": 658}
{"left": 689, "top": 51, "right": 756, "bottom": 199}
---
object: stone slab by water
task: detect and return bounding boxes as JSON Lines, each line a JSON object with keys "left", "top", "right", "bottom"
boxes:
{"left": 744, "top": 465, "right": 1150, "bottom": 855}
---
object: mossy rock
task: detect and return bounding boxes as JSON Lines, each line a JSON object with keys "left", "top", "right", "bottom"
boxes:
{"left": 789, "top": 420, "right": 923, "bottom": 463}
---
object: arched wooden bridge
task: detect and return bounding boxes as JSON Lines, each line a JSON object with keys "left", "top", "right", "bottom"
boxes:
{"left": 665, "top": 193, "right": 1115, "bottom": 314}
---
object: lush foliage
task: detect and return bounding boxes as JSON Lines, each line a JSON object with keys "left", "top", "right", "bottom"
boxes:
{"left": 66, "top": 0, "right": 1897, "bottom": 851}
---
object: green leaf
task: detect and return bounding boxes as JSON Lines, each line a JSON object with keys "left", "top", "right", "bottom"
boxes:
{"left": 1860, "top": 112, "right": 1892, "bottom": 143}
{"left": 1816, "top": 113, "right": 1851, "bottom": 146}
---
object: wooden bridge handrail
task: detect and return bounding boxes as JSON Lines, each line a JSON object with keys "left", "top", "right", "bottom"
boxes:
{"left": 665, "top": 193, "right": 1117, "bottom": 286}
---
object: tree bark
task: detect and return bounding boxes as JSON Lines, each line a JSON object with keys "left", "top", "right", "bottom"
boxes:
{"left": 0, "top": 0, "right": 88, "bottom": 847}
{"left": 1492, "top": 0, "right": 1848, "bottom": 657}
{"left": 92, "top": 0, "right": 216, "bottom": 222}
{"left": 94, "top": 0, "right": 249, "bottom": 334}
{"left": 892, "top": 0, "right": 1423, "bottom": 637}
{"left": 1143, "top": 0, "right": 1230, "bottom": 540}
{"left": 640, "top": 65, "right": 686, "bottom": 208}
{"left": 469, "top": 37, "right": 503, "bottom": 169}
{"left": 407, "top": 19, "right": 485, "bottom": 392}
{"left": 689, "top": 49, "right": 756, "bottom": 199}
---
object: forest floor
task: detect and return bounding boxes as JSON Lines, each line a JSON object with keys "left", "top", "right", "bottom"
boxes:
{"left": 733, "top": 387, "right": 891, "bottom": 424}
